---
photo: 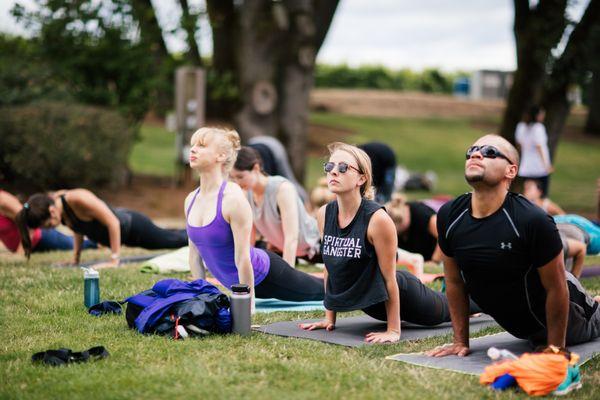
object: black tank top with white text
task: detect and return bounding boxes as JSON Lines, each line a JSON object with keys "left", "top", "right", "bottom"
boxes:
{"left": 322, "top": 199, "right": 388, "bottom": 311}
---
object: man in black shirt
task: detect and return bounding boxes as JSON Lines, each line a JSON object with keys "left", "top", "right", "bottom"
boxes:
{"left": 358, "top": 142, "right": 397, "bottom": 204}
{"left": 428, "top": 134, "right": 600, "bottom": 357}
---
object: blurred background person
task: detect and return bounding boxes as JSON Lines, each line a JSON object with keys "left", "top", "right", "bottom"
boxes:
{"left": 247, "top": 136, "right": 308, "bottom": 203}
{"left": 515, "top": 106, "right": 553, "bottom": 196}
{"left": 16, "top": 189, "right": 187, "bottom": 267}
{"left": 523, "top": 179, "right": 565, "bottom": 216}
{"left": 231, "top": 147, "right": 320, "bottom": 266}
{"left": 1, "top": 189, "right": 96, "bottom": 256}
{"left": 358, "top": 142, "right": 397, "bottom": 204}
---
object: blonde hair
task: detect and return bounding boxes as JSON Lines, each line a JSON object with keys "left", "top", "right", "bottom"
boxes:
{"left": 190, "top": 127, "right": 241, "bottom": 172}
{"left": 385, "top": 193, "right": 407, "bottom": 225}
{"left": 327, "top": 142, "right": 375, "bottom": 200}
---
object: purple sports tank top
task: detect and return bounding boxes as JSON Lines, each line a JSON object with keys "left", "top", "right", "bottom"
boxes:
{"left": 186, "top": 181, "right": 270, "bottom": 289}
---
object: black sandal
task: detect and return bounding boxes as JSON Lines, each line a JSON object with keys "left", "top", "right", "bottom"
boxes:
{"left": 32, "top": 346, "right": 109, "bottom": 366}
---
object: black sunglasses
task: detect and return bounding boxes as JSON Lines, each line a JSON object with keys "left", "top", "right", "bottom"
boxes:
{"left": 323, "top": 161, "right": 361, "bottom": 174}
{"left": 466, "top": 145, "right": 515, "bottom": 165}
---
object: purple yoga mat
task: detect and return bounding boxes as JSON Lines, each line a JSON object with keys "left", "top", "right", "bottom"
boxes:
{"left": 581, "top": 265, "right": 600, "bottom": 278}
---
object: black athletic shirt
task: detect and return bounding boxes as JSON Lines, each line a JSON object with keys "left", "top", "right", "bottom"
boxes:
{"left": 397, "top": 202, "right": 437, "bottom": 260}
{"left": 437, "top": 192, "right": 563, "bottom": 339}
{"left": 358, "top": 142, "right": 396, "bottom": 188}
{"left": 61, "top": 196, "right": 131, "bottom": 247}
{"left": 322, "top": 199, "right": 389, "bottom": 311}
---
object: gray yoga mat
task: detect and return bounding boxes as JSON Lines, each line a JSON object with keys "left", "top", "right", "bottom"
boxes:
{"left": 254, "top": 314, "right": 497, "bottom": 347}
{"left": 386, "top": 332, "right": 600, "bottom": 375}
{"left": 51, "top": 254, "right": 165, "bottom": 268}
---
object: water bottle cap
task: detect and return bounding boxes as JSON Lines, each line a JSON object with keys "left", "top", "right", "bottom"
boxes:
{"left": 81, "top": 267, "right": 99, "bottom": 278}
{"left": 231, "top": 284, "right": 250, "bottom": 294}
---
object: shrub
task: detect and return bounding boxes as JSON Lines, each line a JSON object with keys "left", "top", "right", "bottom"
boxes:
{"left": 315, "top": 64, "right": 461, "bottom": 94}
{"left": 0, "top": 101, "right": 136, "bottom": 189}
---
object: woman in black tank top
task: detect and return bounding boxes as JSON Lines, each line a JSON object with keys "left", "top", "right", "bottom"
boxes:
{"left": 301, "top": 142, "right": 457, "bottom": 343}
{"left": 16, "top": 189, "right": 188, "bottom": 268}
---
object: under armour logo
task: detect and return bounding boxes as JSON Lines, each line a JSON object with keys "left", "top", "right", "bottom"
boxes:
{"left": 500, "top": 242, "right": 512, "bottom": 250}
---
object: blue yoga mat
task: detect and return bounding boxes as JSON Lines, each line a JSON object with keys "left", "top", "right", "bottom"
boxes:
{"left": 255, "top": 298, "right": 324, "bottom": 313}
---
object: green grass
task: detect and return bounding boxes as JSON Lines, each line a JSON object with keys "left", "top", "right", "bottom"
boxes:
{"left": 129, "top": 124, "right": 178, "bottom": 176}
{"left": 2, "top": 250, "right": 600, "bottom": 399}
{"left": 127, "top": 113, "right": 599, "bottom": 214}
{"left": 307, "top": 113, "right": 600, "bottom": 214}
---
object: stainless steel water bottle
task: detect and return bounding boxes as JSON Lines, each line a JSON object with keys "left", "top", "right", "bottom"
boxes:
{"left": 230, "top": 284, "right": 251, "bottom": 335}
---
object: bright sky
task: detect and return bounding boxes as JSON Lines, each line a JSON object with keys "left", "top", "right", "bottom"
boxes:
{"left": 0, "top": 0, "right": 589, "bottom": 72}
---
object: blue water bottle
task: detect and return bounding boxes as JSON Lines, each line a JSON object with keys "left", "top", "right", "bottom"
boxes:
{"left": 82, "top": 267, "right": 100, "bottom": 308}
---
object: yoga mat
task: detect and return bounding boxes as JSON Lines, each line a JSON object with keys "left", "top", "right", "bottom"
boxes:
{"left": 581, "top": 265, "right": 600, "bottom": 278}
{"left": 420, "top": 273, "right": 444, "bottom": 284}
{"left": 254, "top": 314, "right": 497, "bottom": 347}
{"left": 204, "top": 278, "right": 325, "bottom": 313}
{"left": 139, "top": 247, "right": 189, "bottom": 273}
{"left": 254, "top": 298, "right": 325, "bottom": 313}
{"left": 77, "top": 254, "right": 163, "bottom": 268}
{"left": 386, "top": 332, "right": 600, "bottom": 375}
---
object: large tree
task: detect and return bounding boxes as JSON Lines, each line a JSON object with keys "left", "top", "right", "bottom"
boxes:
{"left": 499, "top": 0, "right": 569, "bottom": 145}
{"left": 584, "top": 27, "right": 600, "bottom": 137}
{"left": 207, "top": 0, "right": 339, "bottom": 181}
{"left": 541, "top": 0, "right": 600, "bottom": 153}
{"left": 500, "top": 0, "right": 600, "bottom": 158}
{"left": 585, "top": 68, "right": 600, "bottom": 136}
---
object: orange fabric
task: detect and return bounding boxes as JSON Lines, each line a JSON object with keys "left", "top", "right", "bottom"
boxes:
{"left": 480, "top": 353, "right": 568, "bottom": 396}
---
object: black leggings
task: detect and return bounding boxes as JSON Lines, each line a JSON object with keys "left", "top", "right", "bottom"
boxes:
{"left": 362, "top": 270, "right": 480, "bottom": 326}
{"left": 122, "top": 210, "right": 188, "bottom": 249}
{"left": 255, "top": 251, "right": 324, "bottom": 301}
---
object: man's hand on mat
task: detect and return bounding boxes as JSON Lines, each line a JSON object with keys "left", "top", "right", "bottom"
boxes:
{"left": 364, "top": 330, "right": 400, "bottom": 343}
{"left": 299, "top": 320, "right": 335, "bottom": 331}
{"left": 426, "top": 343, "right": 470, "bottom": 357}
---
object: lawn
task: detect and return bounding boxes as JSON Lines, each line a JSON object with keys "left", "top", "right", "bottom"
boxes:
{"left": 129, "top": 113, "right": 600, "bottom": 215}
{"left": 129, "top": 124, "right": 178, "bottom": 177}
{"left": 40, "top": 112, "right": 597, "bottom": 398}
{"left": 1, "top": 250, "right": 600, "bottom": 399}
{"left": 306, "top": 113, "right": 600, "bottom": 215}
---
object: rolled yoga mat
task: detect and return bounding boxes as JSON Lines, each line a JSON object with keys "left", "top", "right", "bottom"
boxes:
{"left": 139, "top": 247, "right": 189, "bottom": 273}
{"left": 386, "top": 332, "right": 600, "bottom": 375}
{"left": 254, "top": 298, "right": 325, "bottom": 313}
{"left": 254, "top": 314, "right": 497, "bottom": 347}
{"left": 581, "top": 265, "right": 600, "bottom": 278}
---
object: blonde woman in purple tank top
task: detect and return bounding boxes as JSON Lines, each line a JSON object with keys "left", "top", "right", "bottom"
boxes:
{"left": 185, "top": 127, "right": 324, "bottom": 306}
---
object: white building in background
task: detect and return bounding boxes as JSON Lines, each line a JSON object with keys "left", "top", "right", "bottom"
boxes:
{"left": 470, "top": 70, "right": 513, "bottom": 101}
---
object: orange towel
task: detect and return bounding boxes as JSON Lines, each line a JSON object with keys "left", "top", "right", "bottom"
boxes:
{"left": 480, "top": 353, "right": 569, "bottom": 396}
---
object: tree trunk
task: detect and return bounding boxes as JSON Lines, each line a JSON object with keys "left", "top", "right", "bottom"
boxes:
{"left": 206, "top": 0, "right": 236, "bottom": 73}
{"left": 178, "top": 0, "right": 202, "bottom": 66}
{"left": 206, "top": 0, "right": 238, "bottom": 118}
{"left": 234, "top": 0, "right": 281, "bottom": 139}
{"left": 278, "top": 1, "right": 317, "bottom": 182}
{"left": 541, "top": 87, "right": 571, "bottom": 161}
{"left": 585, "top": 70, "right": 600, "bottom": 136}
{"left": 541, "top": 0, "right": 600, "bottom": 157}
{"left": 278, "top": 0, "right": 339, "bottom": 182}
{"left": 233, "top": 0, "right": 339, "bottom": 182}
{"left": 498, "top": 60, "right": 546, "bottom": 142}
{"left": 499, "top": 0, "right": 568, "bottom": 142}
